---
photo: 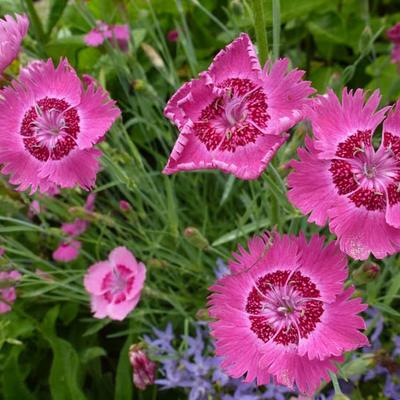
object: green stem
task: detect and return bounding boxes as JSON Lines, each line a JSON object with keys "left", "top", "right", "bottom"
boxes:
{"left": 272, "top": 0, "right": 281, "bottom": 60}
{"left": 251, "top": 0, "right": 268, "bottom": 64}
{"left": 329, "top": 371, "right": 343, "bottom": 395}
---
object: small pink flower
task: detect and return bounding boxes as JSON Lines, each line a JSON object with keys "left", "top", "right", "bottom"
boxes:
{"left": 129, "top": 344, "right": 157, "bottom": 390}
{"left": 61, "top": 193, "right": 96, "bottom": 236}
{"left": 111, "top": 24, "right": 130, "bottom": 52}
{"left": 209, "top": 233, "right": 368, "bottom": 395}
{"left": 0, "top": 13, "right": 29, "bottom": 76}
{"left": 0, "top": 248, "right": 5, "bottom": 257}
{"left": 163, "top": 33, "right": 314, "bottom": 179}
{"left": 167, "top": 30, "right": 179, "bottom": 42}
{"left": 388, "top": 23, "right": 400, "bottom": 43}
{"left": 84, "top": 247, "right": 146, "bottom": 321}
{"left": 61, "top": 219, "right": 89, "bottom": 237}
{"left": 0, "top": 59, "right": 120, "bottom": 193}
{"left": 28, "top": 199, "right": 40, "bottom": 218}
{"left": 288, "top": 89, "right": 400, "bottom": 260}
{"left": 0, "top": 270, "right": 21, "bottom": 314}
{"left": 52, "top": 240, "right": 81, "bottom": 262}
{"left": 119, "top": 200, "right": 131, "bottom": 212}
{"left": 84, "top": 21, "right": 129, "bottom": 52}
{"left": 84, "top": 21, "right": 112, "bottom": 47}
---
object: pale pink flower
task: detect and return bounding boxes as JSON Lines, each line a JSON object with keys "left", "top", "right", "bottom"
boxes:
{"left": 52, "top": 240, "right": 81, "bottom": 262}
{"left": 288, "top": 89, "right": 400, "bottom": 260}
{"left": 0, "top": 59, "right": 120, "bottom": 193}
{"left": 84, "top": 21, "right": 129, "bottom": 51}
{"left": 129, "top": 344, "right": 157, "bottom": 390}
{"left": 84, "top": 247, "right": 146, "bottom": 321}
{"left": 0, "top": 14, "right": 29, "bottom": 76}
{"left": 208, "top": 233, "right": 368, "bottom": 395}
{"left": 163, "top": 33, "right": 314, "bottom": 179}
{"left": 0, "top": 270, "right": 21, "bottom": 314}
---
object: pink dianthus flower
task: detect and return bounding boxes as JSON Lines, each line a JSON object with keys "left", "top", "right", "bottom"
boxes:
{"left": 288, "top": 89, "right": 400, "bottom": 260}
{"left": 52, "top": 239, "right": 81, "bottom": 262}
{"left": 163, "top": 33, "right": 314, "bottom": 179}
{"left": 0, "top": 59, "right": 120, "bottom": 193}
{"left": 84, "top": 21, "right": 129, "bottom": 51}
{"left": 0, "top": 270, "right": 21, "bottom": 314}
{"left": 208, "top": 233, "right": 368, "bottom": 396}
{"left": 84, "top": 247, "right": 146, "bottom": 321}
{"left": 0, "top": 13, "right": 29, "bottom": 76}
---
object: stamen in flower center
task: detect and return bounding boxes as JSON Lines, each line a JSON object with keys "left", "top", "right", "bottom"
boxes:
{"left": 330, "top": 130, "right": 400, "bottom": 211}
{"left": 246, "top": 270, "right": 323, "bottom": 346}
{"left": 193, "top": 78, "right": 270, "bottom": 152}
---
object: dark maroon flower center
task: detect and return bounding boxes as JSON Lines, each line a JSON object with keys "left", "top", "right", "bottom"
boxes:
{"left": 329, "top": 130, "right": 400, "bottom": 211}
{"left": 102, "top": 264, "right": 135, "bottom": 304}
{"left": 246, "top": 270, "right": 323, "bottom": 346}
{"left": 193, "top": 78, "right": 270, "bottom": 152}
{"left": 20, "top": 97, "right": 80, "bottom": 162}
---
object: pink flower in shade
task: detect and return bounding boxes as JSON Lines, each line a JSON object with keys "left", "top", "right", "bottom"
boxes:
{"left": 28, "top": 199, "right": 40, "bottom": 218}
{"left": 287, "top": 89, "right": 400, "bottom": 260}
{"left": 391, "top": 44, "right": 400, "bottom": 64}
{"left": 84, "top": 247, "right": 146, "bottom": 321}
{"left": 0, "top": 59, "right": 120, "bottom": 194}
{"left": 52, "top": 239, "right": 81, "bottom": 262}
{"left": 0, "top": 270, "right": 21, "bottom": 314}
{"left": 129, "top": 344, "right": 157, "bottom": 390}
{"left": 0, "top": 248, "right": 5, "bottom": 257}
{"left": 388, "top": 23, "right": 400, "bottom": 43}
{"left": 163, "top": 33, "right": 314, "bottom": 180}
{"left": 0, "top": 14, "right": 29, "bottom": 76}
{"left": 167, "top": 30, "right": 179, "bottom": 43}
{"left": 119, "top": 200, "right": 131, "bottom": 212}
{"left": 208, "top": 233, "right": 368, "bottom": 396}
{"left": 111, "top": 24, "right": 130, "bottom": 52}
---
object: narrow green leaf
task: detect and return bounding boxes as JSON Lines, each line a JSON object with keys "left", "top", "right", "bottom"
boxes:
{"left": 46, "top": 0, "right": 69, "bottom": 37}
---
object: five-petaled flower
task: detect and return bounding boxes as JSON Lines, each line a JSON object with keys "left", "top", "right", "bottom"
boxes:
{"left": 163, "top": 33, "right": 314, "bottom": 180}
{"left": 0, "top": 59, "right": 120, "bottom": 193}
{"left": 84, "top": 247, "right": 146, "bottom": 321}
{"left": 208, "top": 233, "right": 368, "bottom": 395}
{"left": 288, "top": 89, "right": 400, "bottom": 260}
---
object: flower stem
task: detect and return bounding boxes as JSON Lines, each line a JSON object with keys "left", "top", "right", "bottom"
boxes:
{"left": 251, "top": 0, "right": 269, "bottom": 64}
{"left": 329, "top": 371, "right": 343, "bottom": 395}
{"left": 272, "top": 0, "right": 281, "bottom": 60}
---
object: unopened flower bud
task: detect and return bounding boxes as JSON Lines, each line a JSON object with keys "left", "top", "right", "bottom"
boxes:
{"left": 141, "top": 43, "right": 165, "bottom": 70}
{"left": 353, "top": 262, "right": 380, "bottom": 284}
{"left": 167, "top": 30, "right": 179, "bottom": 43}
{"left": 119, "top": 200, "right": 131, "bottom": 212}
{"left": 183, "top": 227, "right": 209, "bottom": 250}
{"left": 147, "top": 258, "right": 168, "bottom": 268}
{"left": 196, "top": 308, "right": 209, "bottom": 320}
{"left": 230, "top": 0, "right": 244, "bottom": 16}
{"left": 129, "top": 344, "right": 157, "bottom": 391}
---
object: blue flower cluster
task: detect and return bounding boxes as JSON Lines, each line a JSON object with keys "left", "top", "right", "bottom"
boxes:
{"left": 144, "top": 321, "right": 291, "bottom": 400}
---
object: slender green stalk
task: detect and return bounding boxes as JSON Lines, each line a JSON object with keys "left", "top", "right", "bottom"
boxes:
{"left": 251, "top": 0, "right": 268, "bottom": 64}
{"left": 329, "top": 371, "right": 343, "bottom": 395}
{"left": 272, "top": 0, "right": 281, "bottom": 60}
